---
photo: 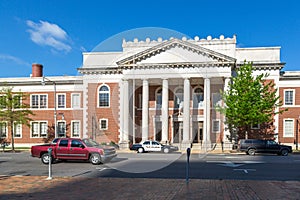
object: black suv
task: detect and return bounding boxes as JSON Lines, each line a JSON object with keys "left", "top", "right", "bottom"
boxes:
{"left": 238, "top": 139, "right": 292, "bottom": 156}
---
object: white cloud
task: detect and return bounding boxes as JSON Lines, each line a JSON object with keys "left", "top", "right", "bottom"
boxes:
{"left": 0, "top": 54, "right": 30, "bottom": 66}
{"left": 26, "top": 20, "right": 72, "bottom": 52}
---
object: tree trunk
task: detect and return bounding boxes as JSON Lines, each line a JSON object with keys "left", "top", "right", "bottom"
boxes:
{"left": 10, "top": 122, "right": 15, "bottom": 152}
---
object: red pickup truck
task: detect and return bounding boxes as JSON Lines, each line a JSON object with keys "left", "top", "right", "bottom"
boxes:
{"left": 31, "top": 138, "right": 117, "bottom": 165}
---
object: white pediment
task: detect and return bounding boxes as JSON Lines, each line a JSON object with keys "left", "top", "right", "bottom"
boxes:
{"left": 138, "top": 46, "right": 214, "bottom": 64}
{"left": 116, "top": 38, "right": 236, "bottom": 67}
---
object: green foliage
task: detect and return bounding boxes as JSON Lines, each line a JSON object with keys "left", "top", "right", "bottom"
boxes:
{"left": 0, "top": 86, "right": 34, "bottom": 151}
{"left": 217, "top": 62, "right": 285, "bottom": 139}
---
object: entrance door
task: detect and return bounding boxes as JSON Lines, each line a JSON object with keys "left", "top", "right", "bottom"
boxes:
{"left": 173, "top": 122, "right": 183, "bottom": 143}
{"left": 193, "top": 122, "right": 203, "bottom": 143}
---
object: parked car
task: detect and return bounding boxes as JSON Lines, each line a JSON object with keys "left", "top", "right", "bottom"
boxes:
{"left": 238, "top": 139, "right": 292, "bottom": 156}
{"left": 130, "top": 140, "right": 179, "bottom": 153}
{"left": 31, "top": 138, "right": 117, "bottom": 165}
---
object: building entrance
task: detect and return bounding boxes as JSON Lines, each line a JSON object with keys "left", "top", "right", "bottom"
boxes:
{"left": 173, "top": 122, "right": 183, "bottom": 143}
{"left": 193, "top": 122, "right": 203, "bottom": 143}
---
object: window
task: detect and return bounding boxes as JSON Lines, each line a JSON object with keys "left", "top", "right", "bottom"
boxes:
{"left": 212, "top": 93, "right": 222, "bottom": 108}
{"left": 174, "top": 88, "right": 183, "bottom": 109}
{"left": 57, "top": 121, "right": 66, "bottom": 137}
{"left": 31, "top": 94, "right": 47, "bottom": 109}
{"left": 212, "top": 120, "right": 220, "bottom": 133}
{"left": 71, "top": 121, "right": 80, "bottom": 137}
{"left": 284, "top": 90, "right": 294, "bottom": 105}
{"left": 99, "top": 119, "right": 108, "bottom": 130}
{"left": 13, "top": 122, "right": 22, "bottom": 138}
{"left": 98, "top": 85, "right": 110, "bottom": 107}
{"left": 193, "top": 87, "right": 204, "bottom": 108}
{"left": 156, "top": 88, "right": 162, "bottom": 109}
{"left": 71, "top": 140, "right": 83, "bottom": 148}
{"left": 0, "top": 95, "right": 5, "bottom": 109}
{"left": 0, "top": 122, "right": 7, "bottom": 138}
{"left": 59, "top": 139, "right": 68, "bottom": 147}
{"left": 71, "top": 93, "right": 80, "bottom": 109}
{"left": 13, "top": 94, "right": 21, "bottom": 109}
{"left": 283, "top": 119, "right": 294, "bottom": 137}
{"left": 57, "top": 94, "right": 66, "bottom": 108}
{"left": 0, "top": 94, "right": 21, "bottom": 109}
{"left": 31, "top": 121, "right": 47, "bottom": 138}
{"left": 251, "top": 124, "right": 260, "bottom": 129}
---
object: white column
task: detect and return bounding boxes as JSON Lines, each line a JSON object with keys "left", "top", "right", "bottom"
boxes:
{"left": 142, "top": 79, "right": 149, "bottom": 141}
{"left": 183, "top": 78, "right": 190, "bottom": 142}
{"left": 223, "top": 77, "right": 230, "bottom": 143}
{"left": 203, "top": 78, "right": 211, "bottom": 148}
{"left": 123, "top": 79, "right": 129, "bottom": 142}
{"left": 119, "top": 81, "right": 124, "bottom": 142}
{"left": 162, "top": 79, "right": 169, "bottom": 143}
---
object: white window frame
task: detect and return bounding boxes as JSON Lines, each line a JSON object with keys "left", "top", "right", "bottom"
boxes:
{"left": 71, "top": 120, "right": 80, "bottom": 138}
{"left": 212, "top": 119, "right": 220, "bottom": 133}
{"left": 0, "top": 121, "right": 8, "bottom": 138}
{"left": 31, "top": 121, "right": 48, "bottom": 138}
{"left": 284, "top": 89, "right": 295, "bottom": 106}
{"left": 283, "top": 119, "right": 294, "bottom": 137}
{"left": 57, "top": 120, "right": 66, "bottom": 137}
{"left": 98, "top": 84, "right": 110, "bottom": 108}
{"left": 57, "top": 93, "right": 66, "bottom": 109}
{"left": 71, "top": 93, "right": 81, "bottom": 109}
{"left": 13, "top": 122, "right": 22, "bottom": 138}
{"left": 99, "top": 118, "right": 108, "bottom": 130}
{"left": 30, "top": 94, "right": 48, "bottom": 109}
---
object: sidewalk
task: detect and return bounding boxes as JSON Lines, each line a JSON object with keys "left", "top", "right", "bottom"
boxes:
{"left": 1, "top": 176, "right": 300, "bottom": 200}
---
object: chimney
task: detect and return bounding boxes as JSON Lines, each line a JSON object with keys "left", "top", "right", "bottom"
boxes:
{"left": 32, "top": 63, "right": 43, "bottom": 77}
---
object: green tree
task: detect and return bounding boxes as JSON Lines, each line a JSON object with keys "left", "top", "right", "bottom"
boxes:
{"left": 0, "top": 86, "right": 34, "bottom": 152}
{"left": 218, "top": 62, "right": 285, "bottom": 140}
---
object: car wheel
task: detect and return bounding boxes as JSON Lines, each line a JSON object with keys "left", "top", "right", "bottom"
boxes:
{"left": 248, "top": 149, "right": 256, "bottom": 156}
{"left": 41, "top": 153, "right": 53, "bottom": 164}
{"left": 90, "top": 153, "right": 102, "bottom": 165}
{"left": 281, "top": 149, "right": 289, "bottom": 156}
{"left": 163, "top": 148, "right": 169, "bottom": 154}
{"left": 138, "top": 147, "right": 144, "bottom": 153}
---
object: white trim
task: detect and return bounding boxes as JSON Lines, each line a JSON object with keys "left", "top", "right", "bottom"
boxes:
{"left": 57, "top": 93, "right": 66, "bottom": 109}
{"left": 283, "top": 118, "right": 294, "bottom": 137}
{"left": 71, "top": 120, "right": 81, "bottom": 138}
{"left": 13, "top": 122, "right": 22, "bottom": 138}
{"left": 283, "top": 89, "right": 295, "bottom": 106}
{"left": 99, "top": 118, "right": 108, "bottom": 130}
{"left": 71, "top": 93, "right": 81, "bottom": 109}
{"left": 97, "top": 84, "right": 110, "bottom": 108}
{"left": 30, "top": 94, "right": 48, "bottom": 109}
{"left": 212, "top": 119, "right": 220, "bottom": 133}
{"left": 30, "top": 121, "right": 48, "bottom": 138}
{"left": 0, "top": 121, "right": 8, "bottom": 138}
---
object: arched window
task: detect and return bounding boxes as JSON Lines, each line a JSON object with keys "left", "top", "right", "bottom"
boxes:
{"left": 193, "top": 87, "right": 204, "bottom": 108}
{"left": 174, "top": 88, "right": 183, "bottom": 109}
{"left": 98, "top": 85, "right": 110, "bottom": 107}
{"left": 156, "top": 88, "right": 162, "bottom": 109}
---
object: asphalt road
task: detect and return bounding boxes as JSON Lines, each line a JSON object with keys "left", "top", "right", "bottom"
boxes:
{"left": 1, "top": 151, "right": 300, "bottom": 181}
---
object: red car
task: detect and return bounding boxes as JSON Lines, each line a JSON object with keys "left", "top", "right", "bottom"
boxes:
{"left": 31, "top": 138, "right": 117, "bottom": 165}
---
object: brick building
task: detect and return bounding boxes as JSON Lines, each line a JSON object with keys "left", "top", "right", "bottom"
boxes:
{"left": 0, "top": 35, "right": 299, "bottom": 150}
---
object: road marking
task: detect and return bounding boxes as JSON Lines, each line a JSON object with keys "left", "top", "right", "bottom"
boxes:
{"left": 96, "top": 167, "right": 107, "bottom": 172}
{"left": 234, "top": 169, "right": 256, "bottom": 174}
{"left": 218, "top": 162, "right": 244, "bottom": 168}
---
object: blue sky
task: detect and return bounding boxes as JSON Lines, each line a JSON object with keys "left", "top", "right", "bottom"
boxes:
{"left": 0, "top": 0, "right": 300, "bottom": 77}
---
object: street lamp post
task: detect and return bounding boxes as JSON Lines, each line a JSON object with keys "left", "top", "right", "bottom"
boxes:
{"left": 42, "top": 76, "right": 57, "bottom": 138}
{"left": 296, "top": 117, "right": 299, "bottom": 151}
